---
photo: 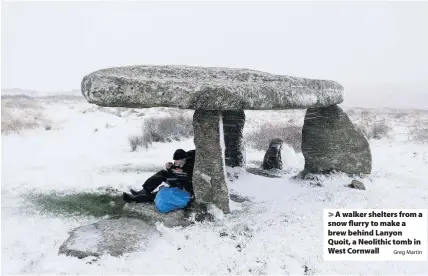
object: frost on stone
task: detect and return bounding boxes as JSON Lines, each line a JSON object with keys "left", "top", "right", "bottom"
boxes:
{"left": 58, "top": 217, "right": 160, "bottom": 259}
{"left": 81, "top": 65, "right": 344, "bottom": 110}
{"left": 192, "top": 110, "right": 230, "bottom": 214}
{"left": 302, "top": 105, "right": 372, "bottom": 175}
{"left": 207, "top": 203, "right": 225, "bottom": 221}
{"left": 219, "top": 115, "right": 228, "bottom": 186}
{"left": 200, "top": 172, "right": 212, "bottom": 183}
{"left": 65, "top": 224, "right": 102, "bottom": 253}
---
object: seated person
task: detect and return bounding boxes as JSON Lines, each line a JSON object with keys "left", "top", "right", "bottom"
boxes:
{"left": 123, "top": 149, "right": 195, "bottom": 203}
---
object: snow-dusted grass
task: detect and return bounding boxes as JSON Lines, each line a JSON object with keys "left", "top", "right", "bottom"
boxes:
{"left": 2, "top": 96, "right": 428, "bottom": 275}
{"left": 28, "top": 190, "right": 126, "bottom": 218}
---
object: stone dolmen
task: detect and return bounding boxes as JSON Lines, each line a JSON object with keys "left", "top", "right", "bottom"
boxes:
{"left": 81, "top": 65, "right": 372, "bottom": 214}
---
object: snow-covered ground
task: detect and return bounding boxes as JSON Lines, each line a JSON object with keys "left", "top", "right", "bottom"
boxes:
{"left": 1, "top": 94, "right": 428, "bottom": 275}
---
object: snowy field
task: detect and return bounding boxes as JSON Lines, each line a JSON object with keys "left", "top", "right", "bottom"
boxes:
{"left": 2, "top": 93, "right": 428, "bottom": 275}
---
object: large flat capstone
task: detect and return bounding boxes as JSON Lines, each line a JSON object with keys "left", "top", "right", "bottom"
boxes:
{"left": 81, "top": 65, "right": 344, "bottom": 110}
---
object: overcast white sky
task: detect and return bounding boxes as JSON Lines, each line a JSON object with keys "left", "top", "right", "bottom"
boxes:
{"left": 2, "top": 1, "right": 428, "bottom": 108}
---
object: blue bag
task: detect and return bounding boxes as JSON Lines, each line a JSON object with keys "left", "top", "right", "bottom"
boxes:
{"left": 155, "top": 187, "right": 192, "bottom": 214}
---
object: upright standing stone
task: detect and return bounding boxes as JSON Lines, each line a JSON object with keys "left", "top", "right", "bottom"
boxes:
{"left": 222, "top": 110, "right": 245, "bottom": 168}
{"left": 301, "top": 104, "right": 372, "bottom": 175}
{"left": 262, "top": 138, "right": 284, "bottom": 170}
{"left": 192, "top": 110, "right": 230, "bottom": 214}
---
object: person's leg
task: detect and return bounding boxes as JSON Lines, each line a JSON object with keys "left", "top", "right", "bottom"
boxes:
{"left": 123, "top": 192, "right": 156, "bottom": 203}
{"left": 142, "top": 170, "right": 169, "bottom": 193}
{"left": 134, "top": 193, "right": 156, "bottom": 203}
{"left": 130, "top": 188, "right": 146, "bottom": 195}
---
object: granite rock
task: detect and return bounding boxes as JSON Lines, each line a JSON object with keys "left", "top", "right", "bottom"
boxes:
{"left": 122, "top": 202, "right": 190, "bottom": 227}
{"left": 301, "top": 105, "right": 372, "bottom": 175}
{"left": 223, "top": 110, "right": 245, "bottom": 168}
{"left": 192, "top": 110, "right": 230, "bottom": 214}
{"left": 81, "top": 65, "right": 344, "bottom": 110}
{"left": 58, "top": 217, "right": 159, "bottom": 259}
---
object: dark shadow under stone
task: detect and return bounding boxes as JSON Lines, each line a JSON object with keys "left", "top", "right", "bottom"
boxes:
{"left": 246, "top": 167, "right": 283, "bottom": 178}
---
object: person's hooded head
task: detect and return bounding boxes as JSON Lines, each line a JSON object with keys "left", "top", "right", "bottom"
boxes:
{"left": 173, "top": 149, "right": 187, "bottom": 167}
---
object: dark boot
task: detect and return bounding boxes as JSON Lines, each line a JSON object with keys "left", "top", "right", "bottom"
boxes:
{"left": 123, "top": 192, "right": 136, "bottom": 202}
{"left": 123, "top": 192, "right": 156, "bottom": 203}
{"left": 130, "top": 189, "right": 146, "bottom": 196}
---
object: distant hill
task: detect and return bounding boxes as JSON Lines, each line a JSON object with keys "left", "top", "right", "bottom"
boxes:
{"left": 1, "top": 88, "right": 83, "bottom": 100}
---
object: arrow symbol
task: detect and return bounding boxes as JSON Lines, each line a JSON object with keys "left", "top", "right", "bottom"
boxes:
{"left": 328, "top": 212, "right": 333, "bottom": 217}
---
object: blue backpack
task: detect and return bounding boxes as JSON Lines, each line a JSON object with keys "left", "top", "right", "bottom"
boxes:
{"left": 154, "top": 187, "right": 192, "bottom": 213}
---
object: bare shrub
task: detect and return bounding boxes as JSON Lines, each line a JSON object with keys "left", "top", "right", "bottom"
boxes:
{"left": 245, "top": 124, "right": 302, "bottom": 152}
{"left": 344, "top": 108, "right": 357, "bottom": 116}
{"left": 393, "top": 112, "right": 408, "bottom": 119}
{"left": 1, "top": 116, "right": 39, "bottom": 134}
{"left": 371, "top": 121, "right": 392, "bottom": 139}
{"left": 144, "top": 115, "right": 193, "bottom": 142}
{"left": 361, "top": 110, "right": 371, "bottom": 117}
{"left": 410, "top": 126, "right": 428, "bottom": 143}
{"left": 128, "top": 115, "right": 193, "bottom": 151}
{"left": 1, "top": 99, "right": 51, "bottom": 134}
{"left": 356, "top": 119, "right": 392, "bottom": 140}
{"left": 128, "top": 135, "right": 145, "bottom": 152}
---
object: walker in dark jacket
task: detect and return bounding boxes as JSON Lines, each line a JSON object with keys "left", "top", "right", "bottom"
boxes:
{"left": 123, "top": 149, "right": 196, "bottom": 203}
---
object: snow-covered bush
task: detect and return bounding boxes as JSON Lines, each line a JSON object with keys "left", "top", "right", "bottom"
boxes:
{"left": 357, "top": 119, "right": 391, "bottom": 140}
{"left": 128, "top": 115, "right": 193, "bottom": 151}
{"left": 245, "top": 124, "right": 302, "bottom": 153}
{"left": 410, "top": 126, "right": 428, "bottom": 143}
{"left": 1, "top": 98, "right": 51, "bottom": 134}
{"left": 128, "top": 135, "right": 146, "bottom": 151}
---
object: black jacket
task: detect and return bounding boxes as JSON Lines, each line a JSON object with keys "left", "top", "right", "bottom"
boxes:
{"left": 166, "top": 150, "right": 196, "bottom": 194}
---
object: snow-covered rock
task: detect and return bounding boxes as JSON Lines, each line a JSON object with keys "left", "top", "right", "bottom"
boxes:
{"left": 58, "top": 217, "right": 160, "bottom": 259}
{"left": 302, "top": 104, "right": 372, "bottom": 175}
{"left": 81, "top": 65, "right": 344, "bottom": 110}
{"left": 348, "top": 179, "right": 366, "bottom": 190}
{"left": 229, "top": 192, "right": 252, "bottom": 203}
